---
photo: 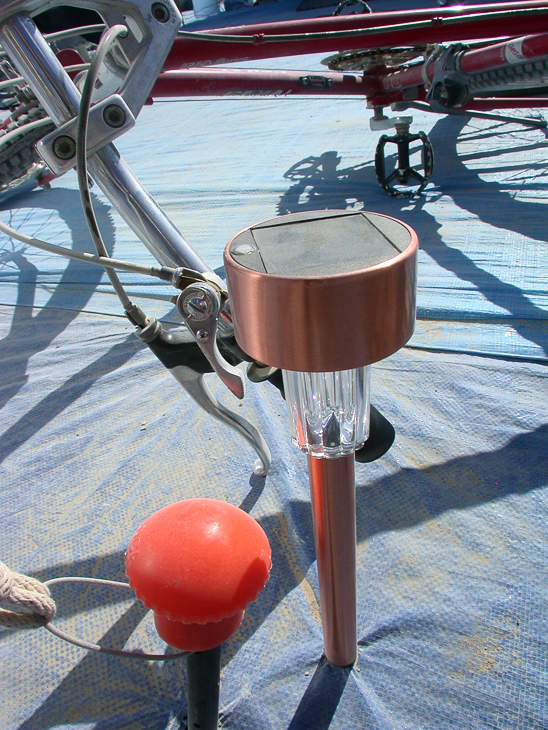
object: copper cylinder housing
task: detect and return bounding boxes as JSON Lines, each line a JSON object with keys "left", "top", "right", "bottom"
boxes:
{"left": 224, "top": 210, "right": 418, "bottom": 372}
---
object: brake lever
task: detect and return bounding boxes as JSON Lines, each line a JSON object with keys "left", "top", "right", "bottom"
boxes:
{"left": 169, "top": 366, "right": 271, "bottom": 477}
{"left": 136, "top": 317, "right": 271, "bottom": 476}
{"left": 176, "top": 282, "right": 245, "bottom": 400}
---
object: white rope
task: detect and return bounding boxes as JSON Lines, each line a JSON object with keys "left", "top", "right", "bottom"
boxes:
{"left": 0, "top": 561, "right": 56, "bottom": 628}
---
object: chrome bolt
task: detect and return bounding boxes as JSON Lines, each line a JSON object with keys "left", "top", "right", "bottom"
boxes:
{"left": 196, "top": 330, "right": 209, "bottom": 341}
{"left": 151, "top": 2, "right": 170, "bottom": 21}
{"left": 187, "top": 296, "right": 208, "bottom": 315}
{"left": 52, "top": 135, "right": 76, "bottom": 160}
{"left": 103, "top": 104, "right": 126, "bottom": 129}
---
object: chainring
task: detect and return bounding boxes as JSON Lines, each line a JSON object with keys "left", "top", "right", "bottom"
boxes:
{"left": 321, "top": 46, "right": 427, "bottom": 72}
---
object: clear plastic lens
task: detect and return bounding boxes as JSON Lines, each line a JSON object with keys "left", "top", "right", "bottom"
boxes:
{"left": 282, "top": 366, "right": 371, "bottom": 459}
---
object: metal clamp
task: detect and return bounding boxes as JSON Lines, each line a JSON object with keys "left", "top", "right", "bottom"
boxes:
{"left": 177, "top": 283, "right": 244, "bottom": 400}
{"left": 424, "top": 43, "right": 470, "bottom": 112}
{"left": 37, "top": 94, "right": 135, "bottom": 175}
{"left": 299, "top": 75, "right": 334, "bottom": 88}
{"left": 171, "top": 266, "right": 227, "bottom": 299}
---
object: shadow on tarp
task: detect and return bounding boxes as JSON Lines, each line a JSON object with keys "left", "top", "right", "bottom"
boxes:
{"left": 0, "top": 298, "right": 192, "bottom": 466}
{"left": 5, "top": 422, "right": 546, "bottom": 729}
{"left": 2, "top": 116, "right": 546, "bottom": 470}
{"left": 0, "top": 187, "right": 119, "bottom": 414}
{"left": 3, "top": 114, "right": 548, "bottom": 728}
{"left": 286, "top": 660, "right": 352, "bottom": 730}
{"left": 0, "top": 332, "right": 141, "bottom": 465}
{"left": 25, "top": 601, "right": 187, "bottom": 730}
{"left": 276, "top": 114, "right": 548, "bottom": 358}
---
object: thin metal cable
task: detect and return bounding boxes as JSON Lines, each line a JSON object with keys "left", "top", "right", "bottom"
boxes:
{"left": 0, "top": 117, "right": 52, "bottom": 147}
{"left": 10, "top": 99, "right": 40, "bottom": 120}
{"left": 75, "top": 24, "right": 132, "bottom": 309}
{"left": 43, "top": 577, "right": 190, "bottom": 661}
{"left": 0, "top": 218, "right": 175, "bottom": 281}
{"left": 42, "top": 24, "right": 106, "bottom": 43}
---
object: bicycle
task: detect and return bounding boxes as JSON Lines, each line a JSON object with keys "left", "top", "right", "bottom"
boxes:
{"left": 0, "top": 0, "right": 546, "bottom": 472}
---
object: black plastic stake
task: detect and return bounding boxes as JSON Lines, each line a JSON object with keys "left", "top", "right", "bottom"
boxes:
{"left": 186, "top": 646, "right": 222, "bottom": 730}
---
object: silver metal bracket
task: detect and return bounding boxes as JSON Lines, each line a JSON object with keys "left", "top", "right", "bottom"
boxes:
{"left": 36, "top": 94, "right": 135, "bottom": 175}
{"left": 177, "top": 283, "right": 245, "bottom": 400}
{"left": 0, "top": 0, "right": 182, "bottom": 119}
{"left": 299, "top": 75, "right": 334, "bottom": 88}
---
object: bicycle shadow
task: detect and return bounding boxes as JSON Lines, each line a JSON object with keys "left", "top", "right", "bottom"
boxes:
{"left": 277, "top": 114, "right": 548, "bottom": 357}
{"left": 0, "top": 187, "right": 144, "bottom": 462}
{"left": 0, "top": 187, "right": 115, "bottom": 399}
{"left": 7, "top": 421, "right": 546, "bottom": 730}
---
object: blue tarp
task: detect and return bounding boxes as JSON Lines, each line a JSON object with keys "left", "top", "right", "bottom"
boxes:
{"left": 0, "top": 10, "right": 547, "bottom": 728}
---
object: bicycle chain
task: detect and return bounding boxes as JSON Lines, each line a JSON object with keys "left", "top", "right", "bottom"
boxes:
{"left": 0, "top": 106, "right": 55, "bottom": 192}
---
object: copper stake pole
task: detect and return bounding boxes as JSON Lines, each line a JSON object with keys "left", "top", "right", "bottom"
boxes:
{"left": 307, "top": 453, "right": 357, "bottom": 667}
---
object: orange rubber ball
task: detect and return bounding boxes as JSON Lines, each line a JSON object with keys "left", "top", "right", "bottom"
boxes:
{"left": 126, "top": 498, "right": 271, "bottom": 651}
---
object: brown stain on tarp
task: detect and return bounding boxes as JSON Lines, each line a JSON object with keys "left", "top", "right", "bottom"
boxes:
{"left": 451, "top": 616, "right": 521, "bottom": 680}
{"left": 272, "top": 511, "right": 321, "bottom": 626}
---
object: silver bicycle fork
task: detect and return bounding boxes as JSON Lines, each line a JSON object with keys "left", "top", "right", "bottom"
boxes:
{"left": 0, "top": 4, "right": 271, "bottom": 474}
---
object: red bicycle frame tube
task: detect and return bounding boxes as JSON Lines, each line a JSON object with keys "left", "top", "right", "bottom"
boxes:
{"left": 150, "top": 73, "right": 548, "bottom": 113}
{"left": 151, "top": 30, "right": 548, "bottom": 112}
{"left": 56, "top": 2, "right": 548, "bottom": 111}
{"left": 459, "top": 32, "right": 548, "bottom": 72}
{"left": 153, "top": 67, "right": 378, "bottom": 97}
{"left": 163, "top": 0, "right": 548, "bottom": 68}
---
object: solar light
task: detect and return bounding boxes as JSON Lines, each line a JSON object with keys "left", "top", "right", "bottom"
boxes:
{"left": 225, "top": 210, "right": 418, "bottom": 666}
